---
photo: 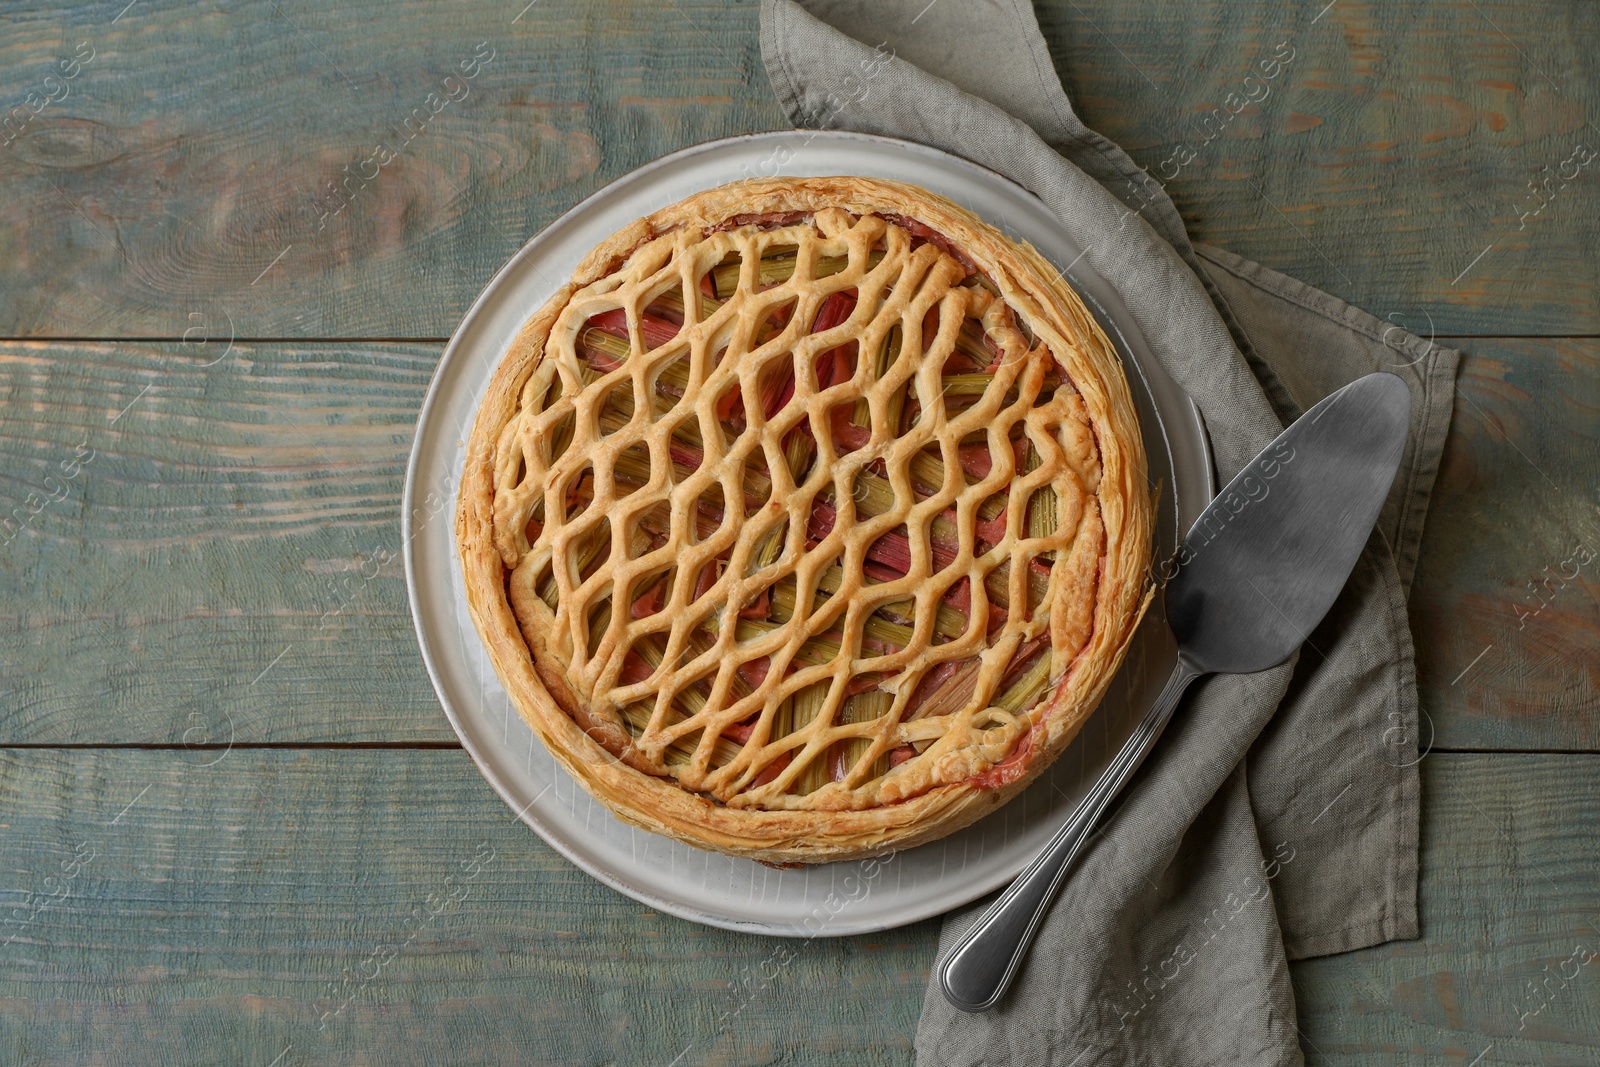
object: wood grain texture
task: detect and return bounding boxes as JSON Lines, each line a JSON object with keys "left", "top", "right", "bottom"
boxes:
{"left": 1294, "top": 753, "right": 1600, "bottom": 1065}
{"left": 1, "top": 0, "right": 1597, "bottom": 337}
{"left": 0, "top": 0, "right": 781, "bottom": 339}
{"left": 3, "top": 338, "right": 1593, "bottom": 747}
{"left": 1038, "top": 0, "right": 1600, "bottom": 336}
{"left": 0, "top": 747, "right": 927, "bottom": 1067}
{"left": 0, "top": 340, "right": 448, "bottom": 743}
{"left": 1412, "top": 338, "right": 1600, "bottom": 751}
{"left": 0, "top": 749, "right": 1594, "bottom": 1065}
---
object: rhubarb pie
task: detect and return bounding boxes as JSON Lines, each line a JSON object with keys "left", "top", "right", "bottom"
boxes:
{"left": 457, "top": 177, "right": 1151, "bottom": 864}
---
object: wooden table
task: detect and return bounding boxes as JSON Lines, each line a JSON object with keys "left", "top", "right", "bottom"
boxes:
{"left": 1, "top": 1, "right": 1595, "bottom": 1062}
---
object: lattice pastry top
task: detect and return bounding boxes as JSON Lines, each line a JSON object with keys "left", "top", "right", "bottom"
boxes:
{"left": 458, "top": 177, "right": 1151, "bottom": 864}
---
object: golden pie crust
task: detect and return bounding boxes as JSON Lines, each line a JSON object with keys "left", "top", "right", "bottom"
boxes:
{"left": 457, "top": 177, "right": 1151, "bottom": 864}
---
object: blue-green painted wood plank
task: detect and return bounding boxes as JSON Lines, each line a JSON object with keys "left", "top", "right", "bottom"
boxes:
{"left": 0, "top": 750, "right": 1595, "bottom": 1064}
{"left": 0, "top": 340, "right": 447, "bottom": 744}
{"left": 0, "top": 1, "right": 1597, "bottom": 336}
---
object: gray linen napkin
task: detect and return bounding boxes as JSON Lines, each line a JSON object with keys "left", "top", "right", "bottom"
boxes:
{"left": 759, "top": 2, "right": 1459, "bottom": 1064}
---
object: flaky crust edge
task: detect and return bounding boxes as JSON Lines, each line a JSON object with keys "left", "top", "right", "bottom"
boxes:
{"left": 455, "top": 177, "right": 1151, "bottom": 864}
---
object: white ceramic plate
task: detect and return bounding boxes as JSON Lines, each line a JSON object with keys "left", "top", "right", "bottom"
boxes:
{"left": 403, "top": 131, "right": 1214, "bottom": 936}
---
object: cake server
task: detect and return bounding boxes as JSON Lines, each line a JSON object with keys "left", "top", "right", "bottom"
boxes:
{"left": 938, "top": 371, "right": 1412, "bottom": 1012}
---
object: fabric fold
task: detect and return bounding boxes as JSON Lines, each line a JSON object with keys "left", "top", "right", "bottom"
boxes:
{"left": 759, "top": 2, "right": 1458, "bottom": 1063}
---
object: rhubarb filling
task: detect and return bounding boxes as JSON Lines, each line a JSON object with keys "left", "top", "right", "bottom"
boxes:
{"left": 491, "top": 206, "right": 1106, "bottom": 813}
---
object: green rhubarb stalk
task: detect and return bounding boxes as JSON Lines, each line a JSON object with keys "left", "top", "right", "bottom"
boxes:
{"left": 993, "top": 650, "right": 1052, "bottom": 714}
{"left": 536, "top": 511, "right": 609, "bottom": 609}
{"left": 619, "top": 702, "right": 744, "bottom": 770}
{"left": 765, "top": 563, "right": 967, "bottom": 646}
{"left": 1026, "top": 476, "right": 1058, "bottom": 543}
{"left": 585, "top": 600, "right": 612, "bottom": 662}
{"left": 711, "top": 248, "right": 886, "bottom": 296}
{"left": 734, "top": 617, "right": 842, "bottom": 667}
{"left": 780, "top": 683, "right": 833, "bottom": 795}
{"left": 851, "top": 324, "right": 904, "bottom": 430}
{"left": 836, "top": 690, "right": 894, "bottom": 784}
